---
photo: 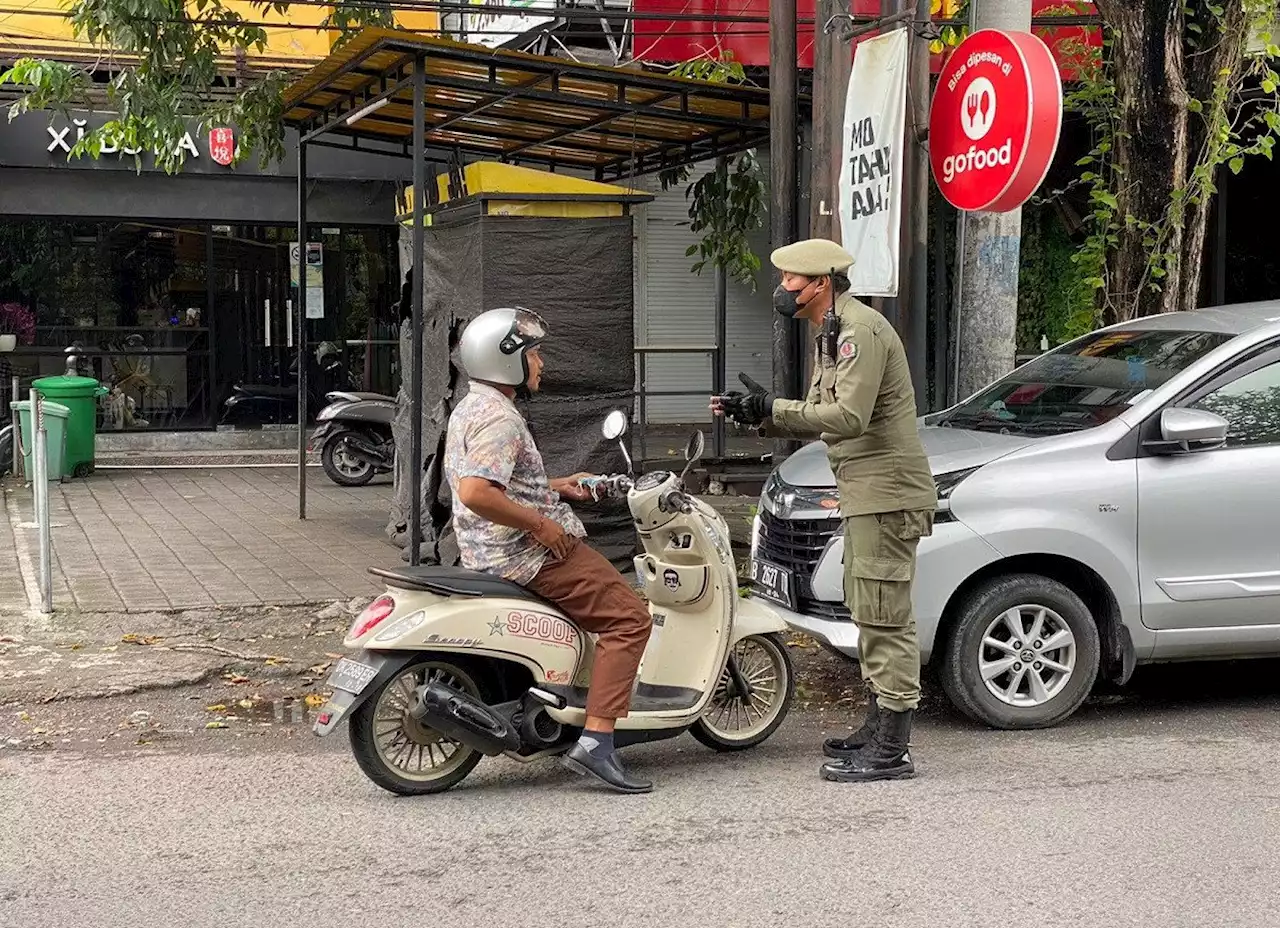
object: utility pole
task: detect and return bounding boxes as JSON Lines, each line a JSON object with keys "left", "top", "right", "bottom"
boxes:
{"left": 954, "top": 0, "right": 1033, "bottom": 401}
{"left": 809, "top": 0, "right": 852, "bottom": 243}
{"left": 770, "top": 0, "right": 800, "bottom": 458}
{"left": 905, "top": 0, "right": 931, "bottom": 411}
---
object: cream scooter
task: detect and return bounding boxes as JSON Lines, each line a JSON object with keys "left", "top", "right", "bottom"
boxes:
{"left": 313, "top": 410, "right": 795, "bottom": 795}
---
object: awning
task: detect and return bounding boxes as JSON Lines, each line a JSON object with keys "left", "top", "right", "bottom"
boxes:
{"left": 280, "top": 28, "right": 772, "bottom": 180}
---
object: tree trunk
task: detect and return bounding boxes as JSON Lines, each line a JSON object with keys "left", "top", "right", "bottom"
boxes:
{"left": 1096, "top": 0, "right": 1253, "bottom": 323}
{"left": 1097, "top": 1, "right": 1189, "bottom": 324}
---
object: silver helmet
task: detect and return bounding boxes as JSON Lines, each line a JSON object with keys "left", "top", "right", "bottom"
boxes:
{"left": 458, "top": 307, "right": 548, "bottom": 387}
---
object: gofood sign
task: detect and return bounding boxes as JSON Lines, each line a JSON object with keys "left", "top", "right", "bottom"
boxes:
{"left": 929, "top": 29, "right": 1063, "bottom": 212}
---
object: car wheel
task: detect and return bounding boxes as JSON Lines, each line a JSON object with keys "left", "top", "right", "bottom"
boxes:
{"left": 941, "top": 573, "right": 1100, "bottom": 730}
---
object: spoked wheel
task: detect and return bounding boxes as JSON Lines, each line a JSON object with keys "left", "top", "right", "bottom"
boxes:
{"left": 691, "top": 633, "right": 795, "bottom": 752}
{"left": 348, "top": 660, "right": 484, "bottom": 795}
{"left": 322, "top": 432, "right": 375, "bottom": 487}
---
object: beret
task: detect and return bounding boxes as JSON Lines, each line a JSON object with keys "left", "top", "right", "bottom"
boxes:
{"left": 769, "top": 238, "right": 855, "bottom": 276}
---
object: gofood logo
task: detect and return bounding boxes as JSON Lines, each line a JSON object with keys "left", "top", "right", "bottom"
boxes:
{"left": 942, "top": 77, "right": 1011, "bottom": 184}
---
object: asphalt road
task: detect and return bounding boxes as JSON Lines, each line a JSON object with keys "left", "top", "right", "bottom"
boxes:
{"left": 3, "top": 663, "right": 1280, "bottom": 928}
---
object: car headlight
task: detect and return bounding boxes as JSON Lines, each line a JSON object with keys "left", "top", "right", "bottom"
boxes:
{"left": 935, "top": 466, "right": 979, "bottom": 504}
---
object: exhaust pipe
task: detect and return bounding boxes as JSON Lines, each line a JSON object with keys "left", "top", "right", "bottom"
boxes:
{"left": 339, "top": 433, "right": 391, "bottom": 467}
{"left": 409, "top": 682, "right": 520, "bottom": 756}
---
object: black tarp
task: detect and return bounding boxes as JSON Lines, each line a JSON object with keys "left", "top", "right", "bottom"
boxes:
{"left": 387, "top": 214, "right": 637, "bottom": 570}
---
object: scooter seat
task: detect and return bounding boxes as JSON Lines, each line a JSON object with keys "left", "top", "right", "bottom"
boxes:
{"left": 368, "top": 566, "right": 560, "bottom": 610}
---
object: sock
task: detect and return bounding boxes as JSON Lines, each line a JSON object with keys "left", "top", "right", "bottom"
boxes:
{"left": 577, "top": 729, "right": 615, "bottom": 758}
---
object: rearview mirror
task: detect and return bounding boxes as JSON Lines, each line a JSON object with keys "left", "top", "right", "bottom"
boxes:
{"left": 684, "top": 430, "right": 705, "bottom": 463}
{"left": 1144, "top": 407, "right": 1229, "bottom": 455}
{"left": 602, "top": 410, "right": 628, "bottom": 441}
{"left": 679, "top": 429, "right": 705, "bottom": 484}
{"left": 602, "top": 409, "right": 633, "bottom": 476}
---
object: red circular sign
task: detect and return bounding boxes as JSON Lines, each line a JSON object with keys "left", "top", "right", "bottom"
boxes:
{"left": 929, "top": 29, "right": 1063, "bottom": 212}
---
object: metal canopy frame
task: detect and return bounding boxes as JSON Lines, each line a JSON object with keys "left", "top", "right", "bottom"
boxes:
{"left": 280, "top": 28, "right": 773, "bottom": 564}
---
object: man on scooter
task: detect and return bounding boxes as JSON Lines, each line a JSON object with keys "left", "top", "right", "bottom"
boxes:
{"left": 444, "top": 306, "right": 655, "bottom": 795}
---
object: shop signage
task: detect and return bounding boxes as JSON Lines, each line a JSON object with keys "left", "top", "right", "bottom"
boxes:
{"left": 839, "top": 28, "right": 908, "bottom": 298}
{"left": 43, "top": 115, "right": 237, "bottom": 169}
{"left": 929, "top": 29, "right": 1063, "bottom": 212}
{"left": 290, "top": 242, "right": 326, "bottom": 319}
{"left": 462, "top": 0, "right": 556, "bottom": 49}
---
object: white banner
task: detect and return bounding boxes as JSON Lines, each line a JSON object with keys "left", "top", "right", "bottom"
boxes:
{"left": 839, "top": 29, "right": 909, "bottom": 297}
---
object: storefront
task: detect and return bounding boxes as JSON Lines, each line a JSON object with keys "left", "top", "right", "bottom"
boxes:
{"left": 0, "top": 110, "right": 412, "bottom": 431}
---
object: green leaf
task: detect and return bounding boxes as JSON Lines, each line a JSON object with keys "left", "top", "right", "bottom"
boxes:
{"left": 1230, "top": 156, "right": 1246, "bottom": 174}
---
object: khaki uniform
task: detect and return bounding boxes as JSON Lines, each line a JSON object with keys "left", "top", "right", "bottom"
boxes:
{"left": 772, "top": 292, "right": 936, "bottom": 712}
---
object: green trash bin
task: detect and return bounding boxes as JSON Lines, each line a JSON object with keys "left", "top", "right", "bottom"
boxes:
{"left": 10, "top": 399, "right": 69, "bottom": 482}
{"left": 33, "top": 374, "right": 107, "bottom": 478}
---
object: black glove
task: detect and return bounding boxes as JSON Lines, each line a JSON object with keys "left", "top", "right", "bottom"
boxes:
{"left": 735, "top": 372, "right": 775, "bottom": 425}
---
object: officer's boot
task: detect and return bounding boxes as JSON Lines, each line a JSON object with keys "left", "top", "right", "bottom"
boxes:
{"left": 820, "top": 708, "right": 915, "bottom": 783}
{"left": 821, "top": 695, "right": 879, "bottom": 760}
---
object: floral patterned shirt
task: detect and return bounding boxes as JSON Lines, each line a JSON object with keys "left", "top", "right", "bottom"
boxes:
{"left": 444, "top": 383, "right": 586, "bottom": 584}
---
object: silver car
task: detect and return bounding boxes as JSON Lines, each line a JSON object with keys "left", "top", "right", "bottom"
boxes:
{"left": 749, "top": 300, "right": 1280, "bottom": 729}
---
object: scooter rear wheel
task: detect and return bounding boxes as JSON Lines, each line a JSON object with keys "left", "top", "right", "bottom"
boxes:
{"left": 322, "top": 431, "right": 376, "bottom": 487}
{"left": 691, "top": 633, "right": 794, "bottom": 752}
{"left": 349, "top": 659, "right": 484, "bottom": 795}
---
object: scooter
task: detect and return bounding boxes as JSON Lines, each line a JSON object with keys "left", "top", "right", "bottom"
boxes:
{"left": 310, "top": 390, "right": 396, "bottom": 486}
{"left": 219, "top": 344, "right": 351, "bottom": 427}
{"left": 313, "top": 410, "right": 796, "bottom": 795}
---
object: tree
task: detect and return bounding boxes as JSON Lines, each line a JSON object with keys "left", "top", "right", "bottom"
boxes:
{"left": 1074, "top": 1, "right": 1280, "bottom": 324}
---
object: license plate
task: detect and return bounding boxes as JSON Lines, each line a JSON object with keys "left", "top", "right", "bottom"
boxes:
{"left": 327, "top": 656, "right": 380, "bottom": 695}
{"left": 751, "top": 558, "right": 797, "bottom": 610}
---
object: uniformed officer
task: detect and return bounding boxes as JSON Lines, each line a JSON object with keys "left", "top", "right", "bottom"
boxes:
{"left": 712, "top": 238, "right": 936, "bottom": 783}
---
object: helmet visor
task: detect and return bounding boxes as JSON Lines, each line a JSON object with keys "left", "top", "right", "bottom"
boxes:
{"left": 501, "top": 307, "right": 548, "bottom": 355}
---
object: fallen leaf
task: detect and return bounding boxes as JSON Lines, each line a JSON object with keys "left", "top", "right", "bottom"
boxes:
{"left": 303, "top": 693, "right": 327, "bottom": 709}
{"left": 121, "top": 633, "right": 161, "bottom": 646}
{"left": 30, "top": 727, "right": 47, "bottom": 735}
{"left": 205, "top": 721, "right": 229, "bottom": 730}
{"left": 18, "top": 712, "right": 31, "bottom": 722}
{"left": 224, "top": 674, "right": 250, "bottom": 685}
{"left": 206, "top": 704, "right": 227, "bottom": 712}
{"left": 68, "top": 643, "right": 83, "bottom": 651}
{"left": 237, "top": 699, "right": 255, "bottom": 710}
{"left": 309, "top": 661, "right": 333, "bottom": 676}
{"left": 324, "top": 653, "right": 343, "bottom": 660}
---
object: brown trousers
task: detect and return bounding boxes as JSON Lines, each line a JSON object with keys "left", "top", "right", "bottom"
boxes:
{"left": 526, "top": 538, "right": 652, "bottom": 720}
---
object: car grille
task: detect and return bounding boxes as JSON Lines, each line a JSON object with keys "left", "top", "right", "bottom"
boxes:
{"left": 754, "top": 512, "right": 852, "bottom": 622}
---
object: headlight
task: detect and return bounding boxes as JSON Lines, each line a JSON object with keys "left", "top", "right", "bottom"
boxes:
{"left": 935, "top": 466, "right": 980, "bottom": 504}
{"left": 762, "top": 472, "right": 840, "bottom": 517}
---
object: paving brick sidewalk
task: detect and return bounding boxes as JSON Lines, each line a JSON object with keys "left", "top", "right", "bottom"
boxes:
{"left": 3, "top": 469, "right": 397, "bottom": 613}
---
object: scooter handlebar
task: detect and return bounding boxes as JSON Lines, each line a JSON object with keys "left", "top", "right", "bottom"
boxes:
{"left": 576, "top": 474, "right": 633, "bottom": 502}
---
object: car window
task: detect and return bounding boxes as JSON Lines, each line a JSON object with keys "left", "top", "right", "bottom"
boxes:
{"left": 939, "top": 329, "right": 1234, "bottom": 437}
{"left": 1190, "top": 358, "right": 1280, "bottom": 448}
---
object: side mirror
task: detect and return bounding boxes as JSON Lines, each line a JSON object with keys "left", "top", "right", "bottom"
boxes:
{"left": 679, "top": 429, "right": 705, "bottom": 483}
{"left": 602, "top": 410, "right": 628, "bottom": 441}
{"left": 1144, "top": 407, "right": 1229, "bottom": 455}
{"left": 602, "top": 409, "right": 633, "bottom": 476}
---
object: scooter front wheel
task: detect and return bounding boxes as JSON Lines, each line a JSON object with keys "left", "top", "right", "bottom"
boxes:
{"left": 691, "top": 633, "right": 795, "bottom": 752}
{"left": 348, "top": 659, "right": 484, "bottom": 795}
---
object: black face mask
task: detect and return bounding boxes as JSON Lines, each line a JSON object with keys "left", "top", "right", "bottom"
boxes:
{"left": 772, "top": 284, "right": 806, "bottom": 318}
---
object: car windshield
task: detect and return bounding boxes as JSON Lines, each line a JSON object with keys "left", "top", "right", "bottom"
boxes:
{"left": 938, "top": 328, "right": 1235, "bottom": 436}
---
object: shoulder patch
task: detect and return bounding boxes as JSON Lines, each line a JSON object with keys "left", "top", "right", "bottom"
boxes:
{"left": 838, "top": 338, "right": 859, "bottom": 361}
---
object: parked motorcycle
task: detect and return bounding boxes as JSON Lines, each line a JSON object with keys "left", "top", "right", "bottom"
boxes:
{"left": 219, "top": 343, "right": 351, "bottom": 428}
{"left": 313, "top": 410, "right": 795, "bottom": 795}
{"left": 310, "top": 390, "right": 396, "bottom": 487}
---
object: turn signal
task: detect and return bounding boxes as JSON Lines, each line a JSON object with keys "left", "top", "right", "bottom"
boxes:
{"left": 351, "top": 596, "right": 396, "bottom": 639}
